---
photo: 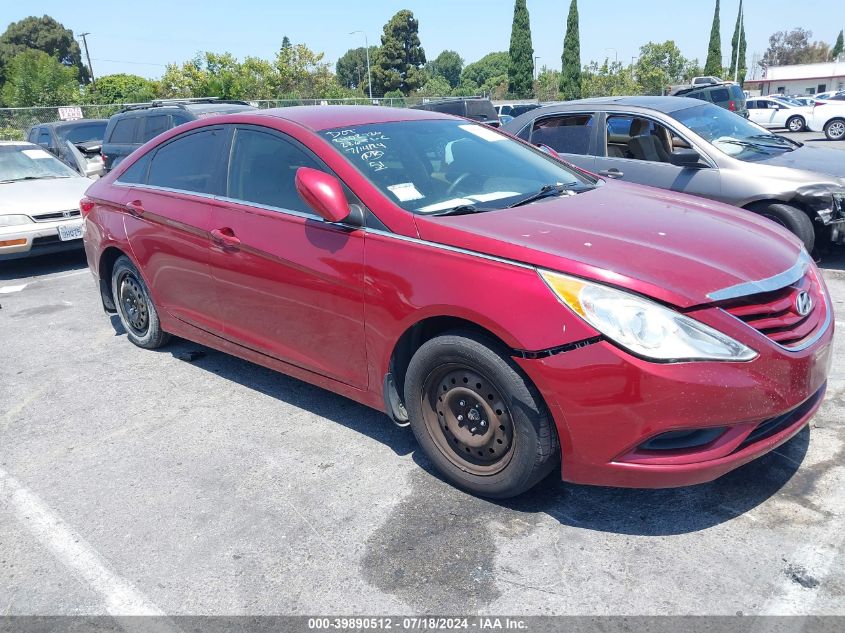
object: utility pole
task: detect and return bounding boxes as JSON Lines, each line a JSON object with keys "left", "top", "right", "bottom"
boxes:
{"left": 534, "top": 56, "right": 541, "bottom": 81}
{"left": 79, "top": 32, "right": 95, "bottom": 88}
{"left": 350, "top": 31, "right": 372, "bottom": 99}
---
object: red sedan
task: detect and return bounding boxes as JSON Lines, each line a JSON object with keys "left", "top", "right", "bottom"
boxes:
{"left": 81, "top": 106, "right": 833, "bottom": 498}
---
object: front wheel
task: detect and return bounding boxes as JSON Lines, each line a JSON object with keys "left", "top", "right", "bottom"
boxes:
{"left": 824, "top": 118, "right": 845, "bottom": 141}
{"left": 751, "top": 203, "right": 815, "bottom": 253}
{"left": 404, "top": 331, "right": 558, "bottom": 498}
{"left": 111, "top": 255, "right": 170, "bottom": 349}
{"left": 786, "top": 116, "right": 805, "bottom": 132}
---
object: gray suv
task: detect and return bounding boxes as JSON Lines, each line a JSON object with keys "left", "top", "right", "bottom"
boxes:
{"left": 503, "top": 96, "right": 845, "bottom": 252}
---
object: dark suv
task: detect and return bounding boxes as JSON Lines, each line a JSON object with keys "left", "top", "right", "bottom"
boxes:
{"left": 410, "top": 98, "right": 500, "bottom": 126}
{"left": 101, "top": 98, "right": 255, "bottom": 171}
{"left": 669, "top": 82, "right": 748, "bottom": 118}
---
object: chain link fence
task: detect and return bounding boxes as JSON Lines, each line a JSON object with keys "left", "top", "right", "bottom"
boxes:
{"left": 0, "top": 96, "right": 459, "bottom": 141}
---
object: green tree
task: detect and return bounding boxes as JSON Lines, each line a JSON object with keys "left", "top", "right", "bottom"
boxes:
{"left": 636, "top": 40, "right": 689, "bottom": 95}
{"left": 427, "top": 50, "right": 463, "bottom": 89}
{"left": 704, "top": 0, "right": 722, "bottom": 76}
{"left": 460, "top": 52, "right": 509, "bottom": 95}
{"left": 90, "top": 73, "right": 156, "bottom": 104}
{"left": 282, "top": 36, "right": 292, "bottom": 49}
{"left": 336, "top": 46, "right": 377, "bottom": 91}
{"left": 729, "top": 0, "right": 747, "bottom": 84}
{"left": 275, "top": 42, "right": 347, "bottom": 97}
{"left": 761, "top": 28, "right": 831, "bottom": 68}
{"left": 372, "top": 10, "right": 426, "bottom": 96}
{"left": 1, "top": 49, "right": 80, "bottom": 106}
{"left": 415, "top": 74, "right": 451, "bottom": 97}
{"left": 830, "top": 30, "right": 844, "bottom": 61}
{"left": 581, "top": 60, "right": 641, "bottom": 97}
{"left": 560, "top": 0, "right": 581, "bottom": 100}
{"left": 534, "top": 67, "right": 561, "bottom": 101}
{"left": 0, "top": 15, "right": 89, "bottom": 86}
{"left": 507, "top": 0, "right": 534, "bottom": 97}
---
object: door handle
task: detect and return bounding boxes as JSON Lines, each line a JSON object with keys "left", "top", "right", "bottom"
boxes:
{"left": 597, "top": 168, "right": 623, "bottom": 179}
{"left": 125, "top": 199, "right": 145, "bottom": 216}
{"left": 210, "top": 227, "right": 241, "bottom": 249}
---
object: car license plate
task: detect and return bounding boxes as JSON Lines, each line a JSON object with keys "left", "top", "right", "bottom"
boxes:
{"left": 57, "top": 222, "right": 83, "bottom": 241}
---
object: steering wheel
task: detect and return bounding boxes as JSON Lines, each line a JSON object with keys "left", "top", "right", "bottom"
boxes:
{"left": 446, "top": 172, "right": 472, "bottom": 196}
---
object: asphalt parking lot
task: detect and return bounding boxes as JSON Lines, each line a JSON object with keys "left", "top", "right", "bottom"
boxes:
{"left": 2, "top": 133, "right": 844, "bottom": 618}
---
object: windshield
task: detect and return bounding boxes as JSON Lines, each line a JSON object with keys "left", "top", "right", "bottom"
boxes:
{"left": 0, "top": 145, "right": 79, "bottom": 182}
{"left": 669, "top": 103, "right": 794, "bottom": 161}
{"left": 57, "top": 122, "right": 107, "bottom": 144}
{"left": 321, "top": 119, "right": 595, "bottom": 214}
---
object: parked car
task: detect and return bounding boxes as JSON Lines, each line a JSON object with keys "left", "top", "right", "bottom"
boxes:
{"left": 792, "top": 96, "right": 819, "bottom": 107}
{"left": 101, "top": 98, "right": 255, "bottom": 172}
{"left": 808, "top": 100, "right": 845, "bottom": 141}
{"left": 669, "top": 81, "right": 747, "bottom": 117}
{"left": 0, "top": 141, "right": 91, "bottom": 260}
{"left": 497, "top": 103, "right": 541, "bottom": 119}
{"left": 814, "top": 90, "right": 845, "bottom": 100}
{"left": 746, "top": 96, "right": 812, "bottom": 132}
{"left": 411, "top": 98, "right": 500, "bottom": 126}
{"left": 82, "top": 106, "right": 832, "bottom": 498}
{"left": 26, "top": 119, "right": 107, "bottom": 177}
{"left": 503, "top": 96, "right": 845, "bottom": 252}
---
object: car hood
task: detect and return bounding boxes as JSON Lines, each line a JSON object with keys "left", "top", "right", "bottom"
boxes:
{"left": 414, "top": 182, "right": 803, "bottom": 308}
{"left": 750, "top": 145, "right": 845, "bottom": 180}
{"left": 0, "top": 177, "right": 91, "bottom": 216}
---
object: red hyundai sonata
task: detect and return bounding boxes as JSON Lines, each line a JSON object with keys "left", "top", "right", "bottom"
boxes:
{"left": 81, "top": 106, "right": 833, "bottom": 498}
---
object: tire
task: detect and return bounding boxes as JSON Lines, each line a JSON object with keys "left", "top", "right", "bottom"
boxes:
{"left": 824, "top": 118, "right": 845, "bottom": 141}
{"left": 403, "top": 331, "right": 558, "bottom": 498}
{"left": 786, "top": 115, "right": 805, "bottom": 132}
{"left": 111, "top": 255, "right": 170, "bottom": 349}
{"left": 751, "top": 203, "right": 815, "bottom": 253}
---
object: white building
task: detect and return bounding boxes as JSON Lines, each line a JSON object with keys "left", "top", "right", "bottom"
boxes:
{"left": 747, "top": 61, "right": 845, "bottom": 95}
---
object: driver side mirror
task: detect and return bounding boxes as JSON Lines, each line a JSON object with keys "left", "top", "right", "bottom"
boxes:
{"left": 295, "top": 167, "right": 354, "bottom": 224}
{"left": 669, "top": 149, "right": 703, "bottom": 168}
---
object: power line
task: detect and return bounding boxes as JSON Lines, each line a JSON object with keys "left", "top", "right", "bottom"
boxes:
{"left": 90, "top": 58, "right": 169, "bottom": 67}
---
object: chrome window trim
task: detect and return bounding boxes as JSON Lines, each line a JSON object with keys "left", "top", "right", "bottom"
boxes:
{"left": 707, "top": 251, "right": 812, "bottom": 301}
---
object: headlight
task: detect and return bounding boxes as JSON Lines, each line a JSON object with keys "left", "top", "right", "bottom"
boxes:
{"left": 0, "top": 214, "right": 33, "bottom": 227}
{"left": 539, "top": 270, "right": 757, "bottom": 362}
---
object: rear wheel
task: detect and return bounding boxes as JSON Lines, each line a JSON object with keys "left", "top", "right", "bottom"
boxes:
{"left": 404, "top": 331, "right": 558, "bottom": 498}
{"left": 751, "top": 203, "right": 816, "bottom": 253}
{"left": 786, "top": 115, "right": 805, "bottom": 132}
{"left": 111, "top": 255, "right": 170, "bottom": 349}
{"left": 824, "top": 118, "right": 845, "bottom": 141}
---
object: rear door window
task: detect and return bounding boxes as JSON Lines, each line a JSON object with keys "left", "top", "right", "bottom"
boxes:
{"left": 147, "top": 128, "right": 226, "bottom": 195}
{"left": 140, "top": 115, "right": 172, "bottom": 142}
{"left": 36, "top": 128, "right": 52, "bottom": 148}
{"left": 109, "top": 118, "right": 137, "bottom": 144}
{"left": 529, "top": 114, "right": 595, "bottom": 155}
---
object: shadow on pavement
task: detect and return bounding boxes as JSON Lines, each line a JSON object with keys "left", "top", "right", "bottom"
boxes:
{"left": 0, "top": 249, "right": 87, "bottom": 281}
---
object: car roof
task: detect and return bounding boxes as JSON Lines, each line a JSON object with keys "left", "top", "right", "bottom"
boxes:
{"left": 249, "top": 105, "right": 455, "bottom": 131}
{"left": 0, "top": 140, "right": 37, "bottom": 147}
{"left": 37, "top": 119, "right": 108, "bottom": 128}
{"left": 553, "top": 95, "right": 708, "bottom": 112}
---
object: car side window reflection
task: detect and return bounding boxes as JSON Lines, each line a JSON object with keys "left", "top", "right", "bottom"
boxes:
{"left": 225, "top": 128, "right": 321, "bottom": 215}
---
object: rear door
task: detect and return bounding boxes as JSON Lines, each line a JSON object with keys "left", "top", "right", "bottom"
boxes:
{"left": 524, "top": 112, "right": 597, "bottom": 172}
{"left": 120, "top": 127, "right": 225, "bottom": 334}
{"left": 207, "top": 125, "right": 367, "bottom": 388}
{"left": 104, "top": 116, "right": 139, "bottom": 170}
{"left": 592, "top": 112, "right": 721, "bottom": 197}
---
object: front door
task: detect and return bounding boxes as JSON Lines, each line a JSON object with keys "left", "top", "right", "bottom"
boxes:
{"left": 208, "top": 125, "right": 368, "bottom": 389}
{"left": 593, "top": 113, "right": 721, "bottom": 199}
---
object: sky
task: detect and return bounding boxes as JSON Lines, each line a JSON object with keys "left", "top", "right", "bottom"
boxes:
{"left": 2, "top": 0, "right": 843, "bottom": 83}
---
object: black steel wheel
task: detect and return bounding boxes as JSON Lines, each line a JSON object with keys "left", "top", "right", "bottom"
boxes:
{"left": 404, "top": 331, "right": 558, "bottom": 498}
{"left": 111, "top": 255, "right": 170, "bottom": 349}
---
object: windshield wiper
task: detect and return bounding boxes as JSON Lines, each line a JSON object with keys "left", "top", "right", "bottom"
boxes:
{"left": 748, "top": 133, "right": 802, "bottom": 148}
{"left": 0, "top": 175, "right": 68, "bottom": 183}
{"left": 715, "top": 138, "right": 791, "bottom": 153}
{"left": 508, "top": 183, "right": 576, "bottom": 208}
{"left": 430, "top": 204, "right": 485, "bottom": 217}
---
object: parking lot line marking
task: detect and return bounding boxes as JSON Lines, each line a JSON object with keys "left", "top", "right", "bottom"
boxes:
{"left": 0, "top": 466, "right": 167, "bottom": 617}
{"left": 0, "top": 389, "right": 42, "bottom": 430}
{"left": 0, "top": 283, "right": 27, "bottom": 294}
{"left": 36, "top": 270, "right": 89, "bottom": 283}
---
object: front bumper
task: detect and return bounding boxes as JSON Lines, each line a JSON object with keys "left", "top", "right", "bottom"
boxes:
{"left": 0, "top": 219, "right": 84, "bottom": 261}
{"left": 516, "top": 310, "right": 834, "bottom": 489}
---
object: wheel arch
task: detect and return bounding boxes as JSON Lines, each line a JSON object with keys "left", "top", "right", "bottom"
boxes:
{"left": 97, "top": 246, "right": 128, "bottom": 312}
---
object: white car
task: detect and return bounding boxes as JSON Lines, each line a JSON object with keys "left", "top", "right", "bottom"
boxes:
{"left": 0, "top": 141, "right": 92, "bottom": 261}
{"left": 746, "top": 96, "right": 813, "bottom": 132}
{"left": 808, "top": 101, "right": 845, "bottom": 141}
{"left": 815, "top": 90, "right": 845, "bottom": 100}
